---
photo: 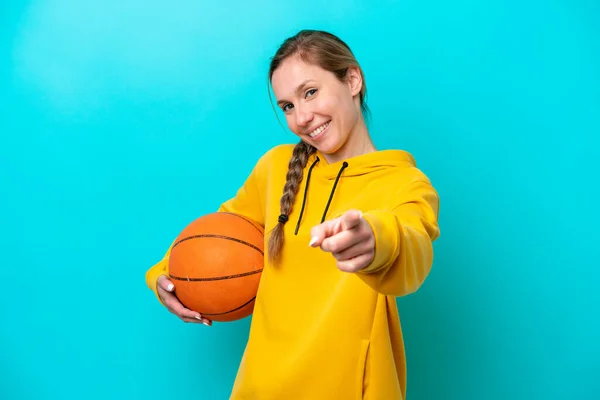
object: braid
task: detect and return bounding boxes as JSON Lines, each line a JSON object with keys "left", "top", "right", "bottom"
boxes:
{"left": 268, "top": 141, "right": 316, "bottom": 264}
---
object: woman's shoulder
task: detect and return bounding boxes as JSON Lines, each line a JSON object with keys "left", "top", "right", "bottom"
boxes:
{"left": 254, "top": 143, "right": 296, "bottom": 167}
{"left": 264, "top": 143, "right": 296, "bottom": 158}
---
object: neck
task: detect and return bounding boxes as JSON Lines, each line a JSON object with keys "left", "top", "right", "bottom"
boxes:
{"left": 322, "top": 117, "right": 376, "bottom": 164}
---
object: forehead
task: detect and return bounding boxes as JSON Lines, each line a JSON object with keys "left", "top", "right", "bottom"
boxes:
{"left": 271, "top": 56, "right": 334, "bottom": 99}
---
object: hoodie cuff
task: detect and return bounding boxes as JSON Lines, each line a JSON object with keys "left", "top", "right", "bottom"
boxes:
{"left": 145, "top": 259, "right": 169, "bottom": 305}
{"left": 360, "top": 211, "right": 401, "bottom": 274}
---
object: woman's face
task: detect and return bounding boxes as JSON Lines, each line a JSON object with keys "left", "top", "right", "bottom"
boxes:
{"left": 271, "top": 56, "right": 364, "bottom": 161}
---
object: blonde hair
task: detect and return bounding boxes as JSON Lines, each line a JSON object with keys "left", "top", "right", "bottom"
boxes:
{"left": 267, "top": 30, "right": 369, "bottom": 264}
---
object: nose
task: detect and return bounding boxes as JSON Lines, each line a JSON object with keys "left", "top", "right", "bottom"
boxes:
{"left": 295, "top": 105, "right": 314, "bottom": 128}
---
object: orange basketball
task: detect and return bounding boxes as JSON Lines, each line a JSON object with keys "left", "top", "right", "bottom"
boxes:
{"left": 168, "top": 212, "right": 264, "bottom": 322}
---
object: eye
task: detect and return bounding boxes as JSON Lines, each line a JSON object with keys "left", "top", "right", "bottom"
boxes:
{"left": 282, "top": 103, "right": 294, "bottom": 112}
{"left": 305, "top": 88, "right": 318, "bottom": 98}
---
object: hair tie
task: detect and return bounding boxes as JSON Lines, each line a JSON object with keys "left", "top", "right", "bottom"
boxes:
{"left": 278, "top": 214, "right": 289, "bottom": 224}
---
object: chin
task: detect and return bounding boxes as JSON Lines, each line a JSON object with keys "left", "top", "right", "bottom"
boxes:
{"left": 314, "top": 136, "right": 344, "bottom": 155}
{"left": 314, "top": 145, "right": 344, "bottom": 160}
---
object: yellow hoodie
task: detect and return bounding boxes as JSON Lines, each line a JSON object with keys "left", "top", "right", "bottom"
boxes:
{"left": 145, "top": 144, "right": 440, "bottom": 399}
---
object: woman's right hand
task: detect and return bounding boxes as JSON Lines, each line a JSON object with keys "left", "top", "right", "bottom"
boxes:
{"left": 157, "top": 275, "right": 212, "bottom": 326}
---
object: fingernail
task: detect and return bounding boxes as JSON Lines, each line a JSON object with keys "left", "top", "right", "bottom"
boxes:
{"left": 358, "top": 210, "right": 363, "bottom": 219}
{"left": 202, "top": 321, "right": 211, "bottom": 326}
{"left": 167, "top": 283, "right": 174, "bottom": 292}
{"left": 194, "top": 315, "right": 202, "bottom": 321}
{"left": 309, "top": 237, "right": 318, "bottom": 247}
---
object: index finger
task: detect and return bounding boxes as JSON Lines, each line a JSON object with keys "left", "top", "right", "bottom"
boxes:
{"left": 309, "top": 210, "right": 364, "bottom": 247}
{"left": 309, "top": 218, "right": 340, "bottom": 247}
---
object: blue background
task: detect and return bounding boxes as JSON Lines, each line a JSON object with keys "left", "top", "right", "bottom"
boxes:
{"left": 1, "top": 0, "right": 598, "bottom": 399}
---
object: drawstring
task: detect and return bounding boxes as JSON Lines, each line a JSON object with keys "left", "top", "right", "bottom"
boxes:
{"left": 293, "top": 158, "right": 349, "bottom": 235}
{"left": 294, "top": 156, "right": 320, "bottom": 235}
{"left": 321, "top": 161, "right": 348, "bottom": 223}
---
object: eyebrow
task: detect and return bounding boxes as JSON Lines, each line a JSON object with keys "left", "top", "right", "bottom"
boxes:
{"left": 276, "top": 80, "right": 316, "bottom": 106}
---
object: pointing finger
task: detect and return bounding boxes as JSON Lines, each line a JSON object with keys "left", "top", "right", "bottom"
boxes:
{"left": 309, "top": 218, "right": 339, "bottom": 247}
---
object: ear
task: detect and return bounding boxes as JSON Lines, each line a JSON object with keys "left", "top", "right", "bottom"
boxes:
{"left": 346, "top": 66, "right": 363, "bottom": 97}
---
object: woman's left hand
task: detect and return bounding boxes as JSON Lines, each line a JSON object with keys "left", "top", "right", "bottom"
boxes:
{"left": 309, "top": 209, "right": 375, "bottom": 272}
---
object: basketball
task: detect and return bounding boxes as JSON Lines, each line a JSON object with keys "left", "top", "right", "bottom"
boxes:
{"left": 168, "top": 212, "right": 264, "bottom": 322}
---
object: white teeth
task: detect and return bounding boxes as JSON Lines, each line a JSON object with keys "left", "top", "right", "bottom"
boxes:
{"left": 308, "top": 121, "right": 330, "bottom": 138}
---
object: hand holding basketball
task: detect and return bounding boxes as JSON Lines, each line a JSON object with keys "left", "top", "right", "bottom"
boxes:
{"left": 157, "top": 275, "right": 212, "bottom": 326}
{"left": 309, "top": 209, "right": 375, "bottom": 273}
{"left": 167, "top": 212, "right": 264, "bottom": 322}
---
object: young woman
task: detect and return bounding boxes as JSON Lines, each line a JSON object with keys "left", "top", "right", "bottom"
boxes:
{"left": 146, "top": 29, "right": 440, "bottom": 399}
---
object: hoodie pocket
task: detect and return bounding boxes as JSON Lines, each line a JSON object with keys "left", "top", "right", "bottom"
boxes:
{"left": 356, "top": 340, "right": 371, "bottom": 400}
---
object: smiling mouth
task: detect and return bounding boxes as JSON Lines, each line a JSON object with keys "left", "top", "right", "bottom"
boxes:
{"left": 308, "top": 121, "right": 331, "bottom": 139}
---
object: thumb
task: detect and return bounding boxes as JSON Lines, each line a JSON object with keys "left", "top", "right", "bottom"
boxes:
{"left": 157, "top": 275, "right": 175, "bottom": 292}
{"left": 340, "top": 209, "right": 363, "bottom": 231}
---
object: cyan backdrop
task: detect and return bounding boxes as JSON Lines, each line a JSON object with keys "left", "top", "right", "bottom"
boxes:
{"left": 1, "top": 0, "right": 598, "bottom": 399}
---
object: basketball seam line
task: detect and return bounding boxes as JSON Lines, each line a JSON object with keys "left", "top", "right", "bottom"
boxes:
{"left": 221, "top": 212, "right": 264, "bottom": 235}
{"left": 201, "top": 296, "right": 256, "bottom": 316}
{"left": 169, "top": 268, "right": 262, "bottom": 281}
{"left": 172, "top": 234, "right": 264, "bottom": 256}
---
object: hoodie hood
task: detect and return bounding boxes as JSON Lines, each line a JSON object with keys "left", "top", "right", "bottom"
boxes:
{"left": 310, "top": 149, "right": 417, "bottom": 179}
{"left": 292, "top": 148, "right": 418, "bottom": 234}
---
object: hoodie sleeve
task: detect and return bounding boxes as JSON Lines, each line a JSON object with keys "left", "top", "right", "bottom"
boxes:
{"left": 359, "top": 178, "right": 440, "bottom": 297}
{"left": 144, "top": 241, "right": 175, "bottom": 305}
{"left": 216, "top": 154, "right": 267, "bottom": 224}
{"left": 144, "top": 150, "right": 270, "bottom": 304}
